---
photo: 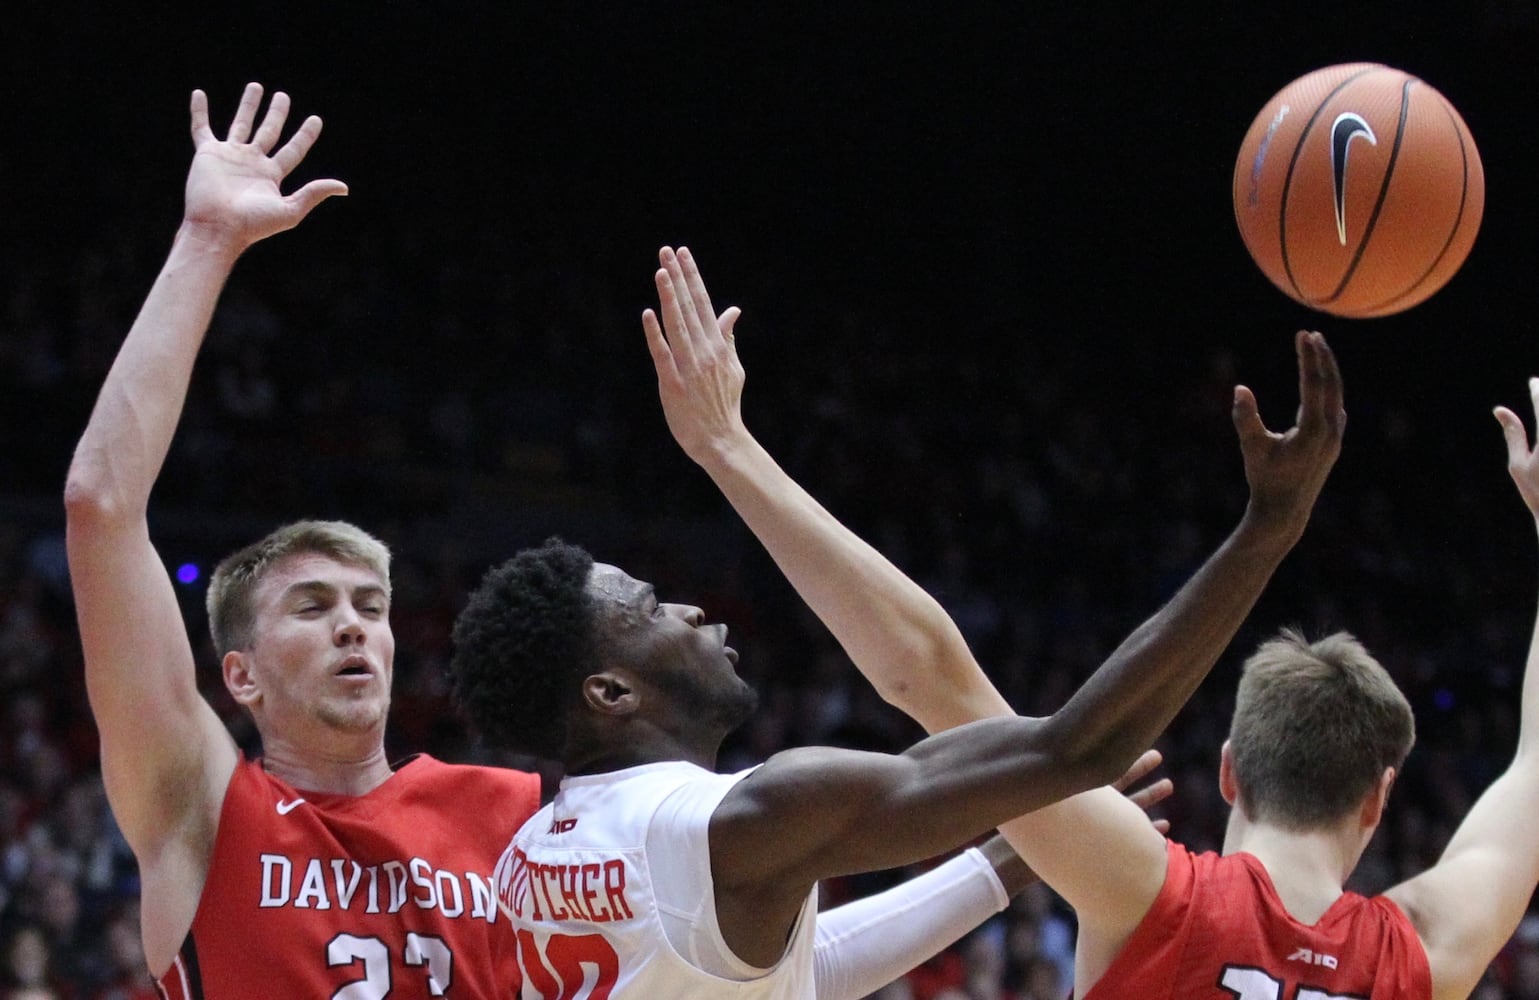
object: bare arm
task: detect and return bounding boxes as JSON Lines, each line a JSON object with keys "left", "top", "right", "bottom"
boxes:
{"left": 645, "top": 248, "right": 1343, "bottom": 974}
{"left": 64, "top": 84, "right": 344, "bottom": 969}
{"left": 707, "top": 476, "right": 1323, "bottom": 964}
{"left": 1384, "top": 380, "right": 1539, "bottom": 1000}
{"left": 642, "top": 246, "right": 1004, "bottom": 723}
{"left": 807, "top": 749, "right": 1170, "bottom": 1000}
{"left": 706, "top": 497, "right": 1327, "bottom": 965}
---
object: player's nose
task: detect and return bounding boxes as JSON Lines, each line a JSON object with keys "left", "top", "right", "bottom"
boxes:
{"left": 663, "top": 603, "right": 705, "bottom": 627}
{"left": 334, "top": 607, "right": 366, "bottom": 644}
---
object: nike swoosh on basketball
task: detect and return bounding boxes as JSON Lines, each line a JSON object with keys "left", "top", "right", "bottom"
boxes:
{"left": 1330, "top": 112, "right": 1377, "bottom": 245}
{"left": 276, "top": 798, "right": 307, "bottom": 815}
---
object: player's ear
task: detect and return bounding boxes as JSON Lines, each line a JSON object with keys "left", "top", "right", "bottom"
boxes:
{"left": 224, "top": 650, "right": 260, "bottom": 707}
{"left": 582, "top": 671, "right": 639, "bottom": 717}
{"left": 1358, "top": 766, "right": 1396, "bottom": 830}
{"left": 1218, "top": 740, "right": 1240, "bottom": 806}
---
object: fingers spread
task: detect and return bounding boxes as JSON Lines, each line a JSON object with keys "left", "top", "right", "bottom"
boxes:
{"left": 1126, "top": 778, "right": 1175, "bottom": 813}
{"left": 1231, "top": 384, "right": 1267, "bottom": 440}
{"left": 227, "top": 82, "right": 264, "bottom": 143}
{"left": 189, "top": 89, "right": 214, "bottom": 145}
{"left": 252, "top": 90, "right": 292, "bottom": 153}
{"left": 1111, "top": 748, "right": 1163, "bottom": 792}
{"left": 1495, "top": 405, "right": 1532, "bottom": 462}
{"left": 272, "top": 115, "right": 325, "bottom": 177}
{"left": 285, "top": 179, "right": 349, "bottom": 221}
{"left": 719, "top": 306, "right": 742, "bottom": 340}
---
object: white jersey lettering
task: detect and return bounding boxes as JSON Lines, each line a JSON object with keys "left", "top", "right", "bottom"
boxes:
{"left": 260, "top": 853, "right": 292, "bottom": 907}
{"left": 296, "top": 858, "right": 330, "bottom": 909}
{"left": 255, "top": 853, "right": 495, "bottom": 922}
{"left": 332, "top": 859, "right": 364, "bottom": 909}
{"left": 411, "top": 857, "right": 438, "bottom": 910}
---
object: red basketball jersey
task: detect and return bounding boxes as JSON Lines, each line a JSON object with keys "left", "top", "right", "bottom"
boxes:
{"left": 1083, "top": 840, "right": 1431, "bottom": 1000}
{"left": 156, "top": 754, "right": 541, "bottom": 1000}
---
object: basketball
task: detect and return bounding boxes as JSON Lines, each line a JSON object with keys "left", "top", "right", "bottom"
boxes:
{"left": 1232, "top": 63, "right": 1484, "bottom": 318}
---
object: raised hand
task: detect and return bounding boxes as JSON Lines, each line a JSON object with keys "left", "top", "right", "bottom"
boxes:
{"left": 1231, "top": 330, "right": 1347, "bottom": 542}
{"left": 1495, "top": 379, "right": 1539, "bottom": 520}
{"left": 642, "top": 246, "right": 748, "bottom": 466}
{"left": 183, "top": 83, "right": 347, "bottom": 252}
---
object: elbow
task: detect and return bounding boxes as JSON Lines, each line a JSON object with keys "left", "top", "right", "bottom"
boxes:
{"left": 1037, "top": 713, "right": 1136, "bottom": 792}
{"left": 870, "top": 621, "right": 980, "bottom": 711}
{"left": 63, "top": 462, "right": 135, "bottom": 530}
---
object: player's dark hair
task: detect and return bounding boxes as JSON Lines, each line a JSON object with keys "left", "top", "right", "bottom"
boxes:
{"left": 1229, "top": 628, "right": 1415, "bottom": 829}
{"left": 450, "top": 538, "right": 598, "bottom": 758}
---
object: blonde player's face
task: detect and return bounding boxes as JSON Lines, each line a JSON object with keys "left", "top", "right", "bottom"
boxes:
{"left": 239, "top": 553, "right": 396, "bottom": 735}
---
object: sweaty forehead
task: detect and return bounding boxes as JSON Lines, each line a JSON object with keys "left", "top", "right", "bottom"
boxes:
{"left": 587, "top": 563, "right": 652, "bottom": 625}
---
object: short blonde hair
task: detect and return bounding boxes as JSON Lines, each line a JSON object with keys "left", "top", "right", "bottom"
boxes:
{"left": 1229, "top": 628, "right": 1415, "bottom": 829}
{"left": 205, "top": 520, "right": 391, "bottom": 655}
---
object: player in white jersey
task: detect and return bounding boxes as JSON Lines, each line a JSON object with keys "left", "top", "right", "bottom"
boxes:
{"left": 449, "top": 247, "right": 1343, "bottom": 998}
{"left": 489, "top": 760, "right": 1164, "bottom": 1000}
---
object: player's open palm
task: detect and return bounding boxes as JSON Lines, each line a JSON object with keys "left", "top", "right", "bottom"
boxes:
{"left": 643, "top": 246, "right": 748, "bottom": 466}
{"left": 1495, "top": 378, "right": 1539, "bottom": 519}
{"left": 183, "top": 83, "right": 347, "bottom": 251}
{"left": 1231, "top": 330, "right": 1346, "bottom": 541}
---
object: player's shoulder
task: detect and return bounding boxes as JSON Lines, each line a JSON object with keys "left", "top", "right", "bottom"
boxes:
{"left": 397, "top": 754, "right": 542, "bottom": 798}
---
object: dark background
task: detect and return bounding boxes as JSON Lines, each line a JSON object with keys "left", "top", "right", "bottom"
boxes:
{"left": 4, "top": 1, "right": 1537, "bottom": 557}
{"left": 4, "top": 2, "right": 1539, "bottom": 997}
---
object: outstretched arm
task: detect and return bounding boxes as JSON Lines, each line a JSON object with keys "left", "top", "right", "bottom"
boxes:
{"left": 809, "top": 752, "right": 1170, "bottom": 1000}
{"left": 1385, "top": 380, "right": 1539, "bottom": 1000}
{"left": 642, "top": 245, "right": 1003, "bottom": 725}
{"left": 63, "top": 84, "right": 345, "bottom": 971}
{"left": 646, "top": 247, "right": 1343, "bottom": 977}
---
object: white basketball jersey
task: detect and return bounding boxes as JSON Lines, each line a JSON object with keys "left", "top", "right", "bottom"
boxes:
{"left": 494, "top": 760, "right": 819, "bottom": 1000}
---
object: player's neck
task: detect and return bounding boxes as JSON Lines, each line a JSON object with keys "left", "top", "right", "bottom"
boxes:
{"left": 565, "top": 726, "right": 722, "bottom": 777}
{"left": 1223, "top": 814, "right": 1359, "bottom": 925}
{"left": 259, "top": 735, "right": 394, "bottom": 795}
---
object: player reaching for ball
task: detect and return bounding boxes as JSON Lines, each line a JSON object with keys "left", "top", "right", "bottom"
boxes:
{"left": 447, "top": 247, "right": 1342, "bottom": 999}
{"left": 63, "top": 84, "right": 1171, "bottom": 1000}
{"left": 640, "top": 269, "right": 1539, "bottom": 999}
{"left": 873, "top": 387, "right": 1539, "bottom": 1000}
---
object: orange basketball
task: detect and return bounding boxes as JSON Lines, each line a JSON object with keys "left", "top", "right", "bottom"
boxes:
{"left": 1232, "top": 63, "right": 1484, "bottom": 318}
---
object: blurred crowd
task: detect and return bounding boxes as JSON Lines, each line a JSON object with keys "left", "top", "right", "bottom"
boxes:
{"left": 3, "top": 185, "right": 1538, "bottom": 998}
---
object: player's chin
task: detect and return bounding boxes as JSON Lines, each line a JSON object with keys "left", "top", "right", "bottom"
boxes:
{"left": 718, "top": 678, "right": 759, "bottom": 732}
{"left": 318, "top": 696, "right": 390, "bottom": 733}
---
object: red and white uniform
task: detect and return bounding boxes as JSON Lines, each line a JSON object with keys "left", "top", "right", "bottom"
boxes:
{"left": 1084, "top": 840, "right": 1431, "bottom": 1000}
{"left": 157, "top": 754, "right": 541, "bottom": 1000}
{"left": 495, "top": 761, "right": 819, "bottom": 1000}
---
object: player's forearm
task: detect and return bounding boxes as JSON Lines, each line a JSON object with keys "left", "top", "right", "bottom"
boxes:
{"left": 65, "top": 226, "right": 241, "bottom": 521}
{"left": 792, "top": 715, "right": 1129, "bottom": 879}
{"left": 696, "top": 433, "right": 999, "bottom": 725}
{"left": 1049, "top": 507, "right": 1297, "bottom": 767}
